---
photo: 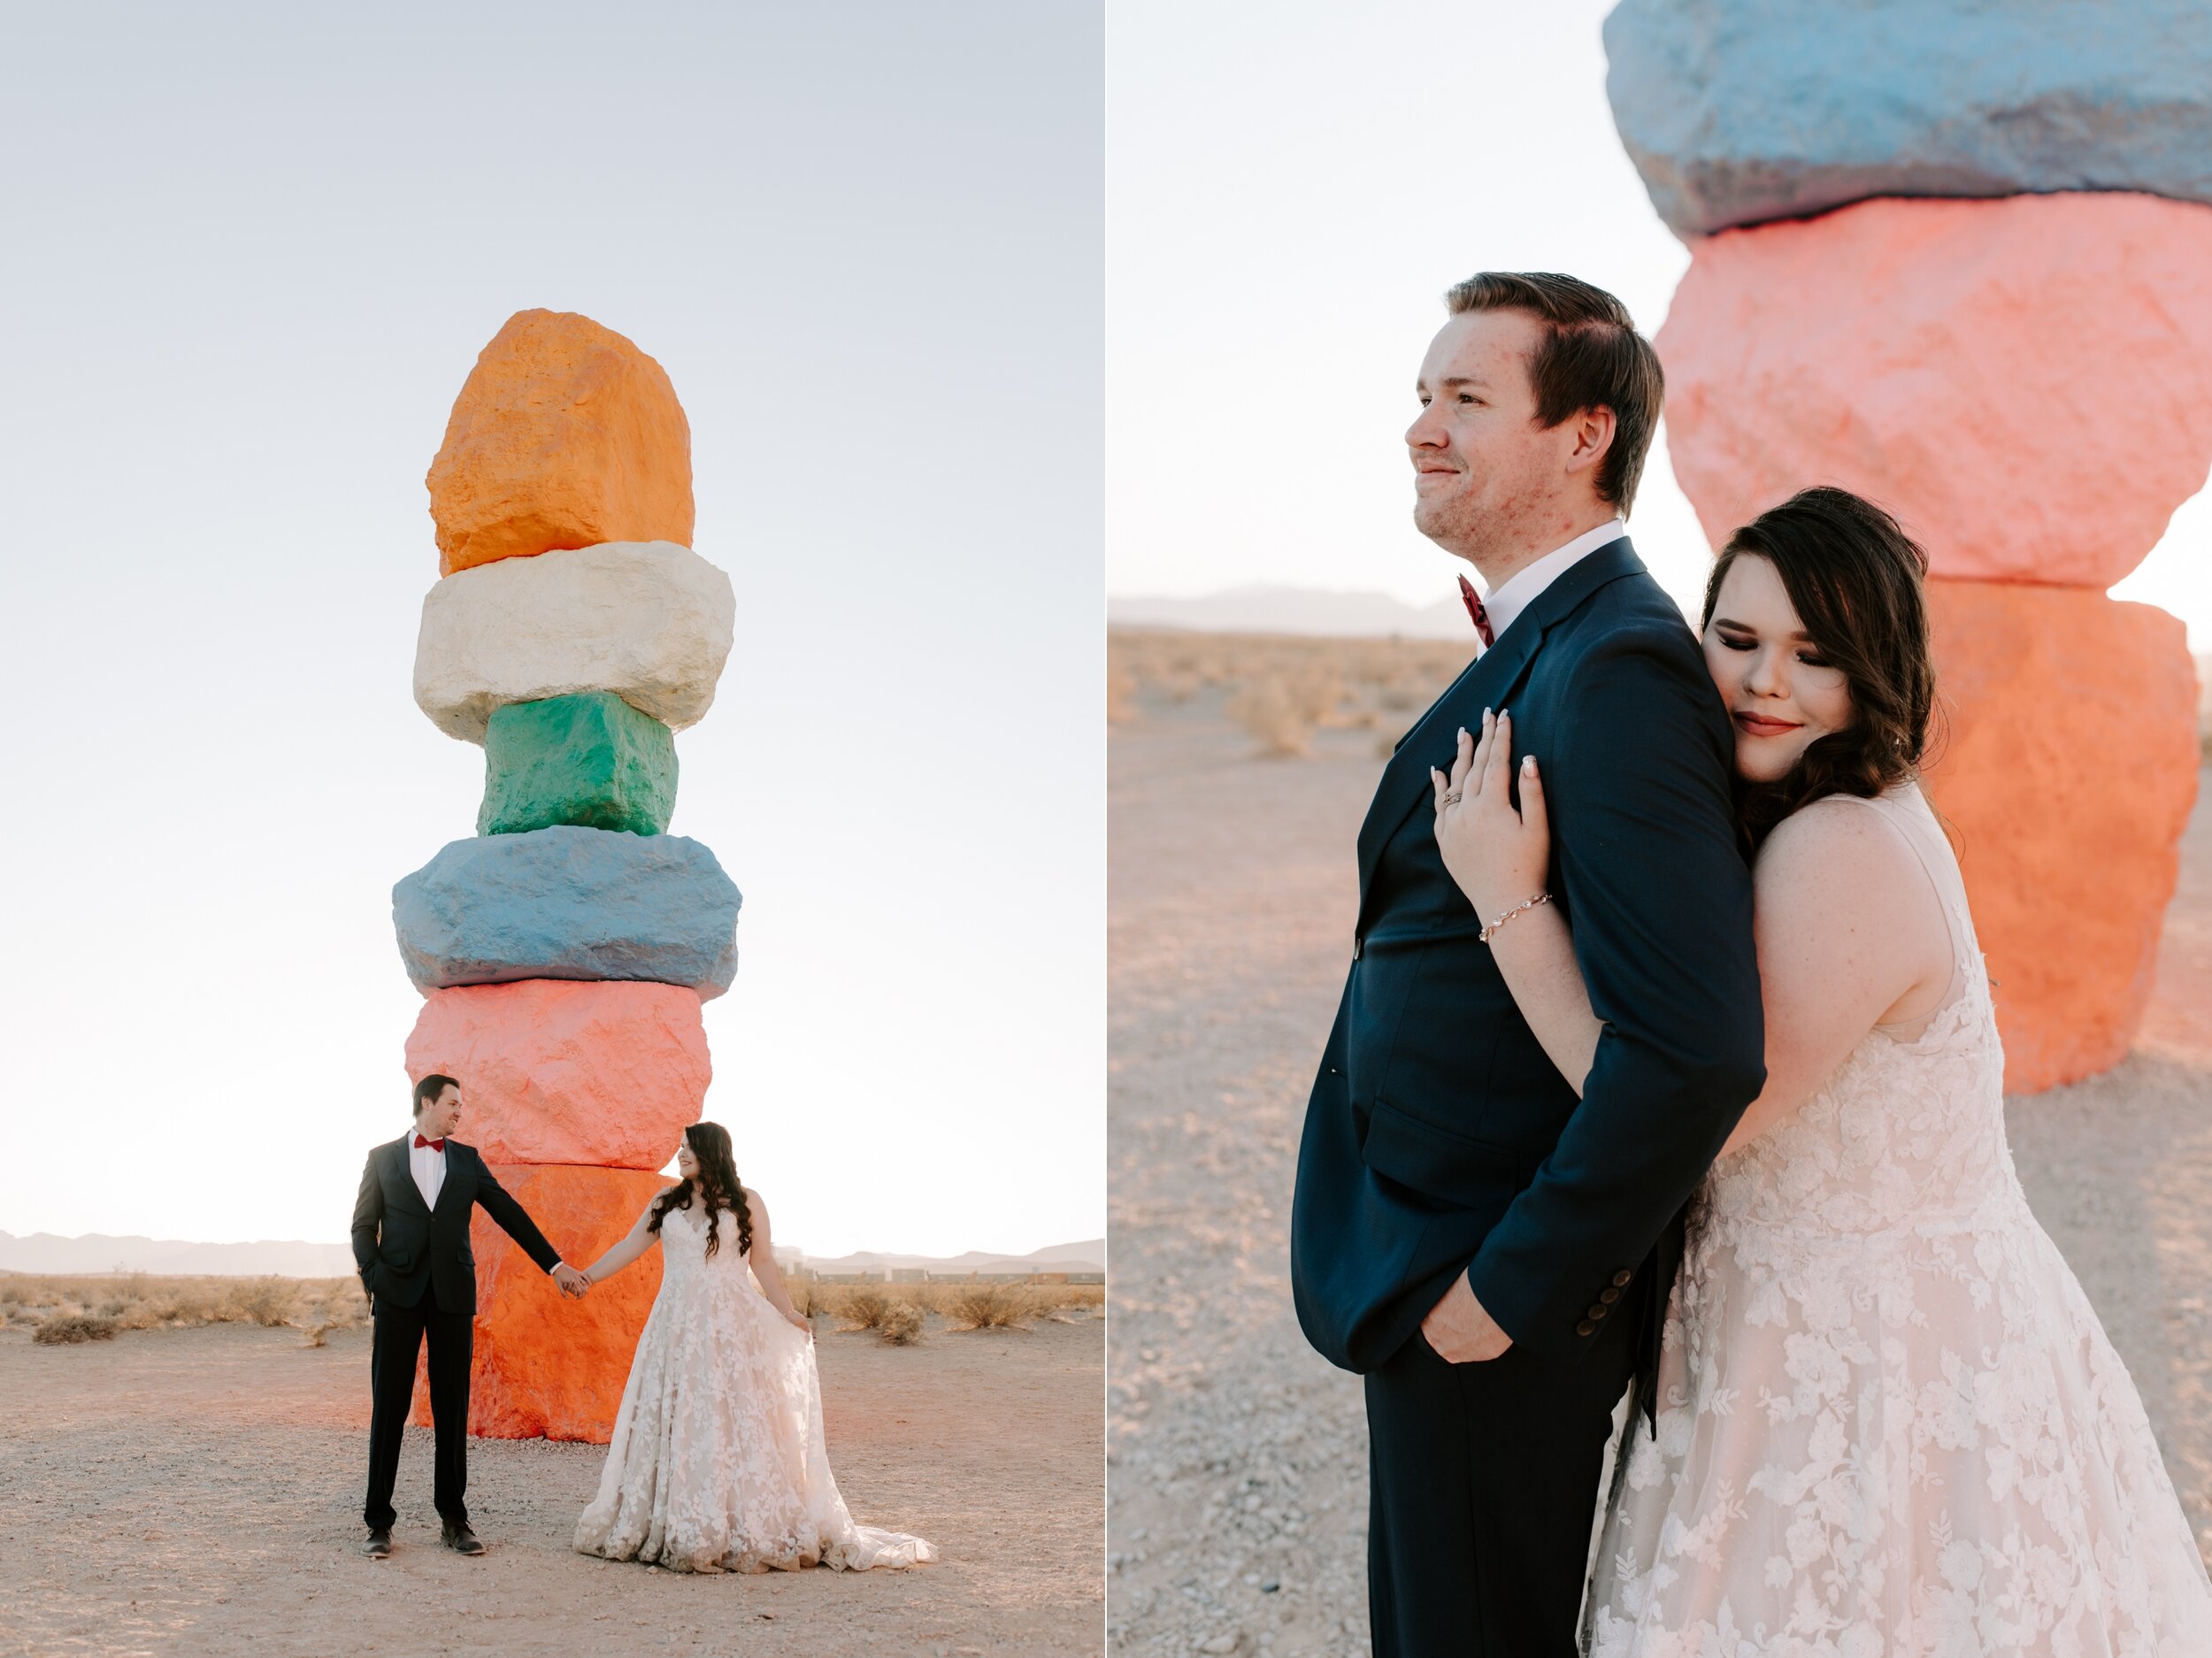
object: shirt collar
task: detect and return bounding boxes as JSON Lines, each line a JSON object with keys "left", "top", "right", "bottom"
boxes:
{"left": 1477, "top": 518, "right": 1626, "bottom": 643}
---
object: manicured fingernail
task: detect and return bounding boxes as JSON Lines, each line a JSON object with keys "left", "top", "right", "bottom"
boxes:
{"left": 1523, "top": 756, "right": 1535, "bottom": 773}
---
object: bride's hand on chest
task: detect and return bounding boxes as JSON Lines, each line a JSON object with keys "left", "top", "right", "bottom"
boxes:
{"left": 1432, "top": 708, "right": 1550, "bottom": 917}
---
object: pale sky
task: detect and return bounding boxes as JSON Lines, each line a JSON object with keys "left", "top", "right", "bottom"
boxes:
{"left": 1105, "top": 0, "right": 2212, "bottom": 645}
{"left": 0, "top": 4, "right": 1102, "bottom": 1259}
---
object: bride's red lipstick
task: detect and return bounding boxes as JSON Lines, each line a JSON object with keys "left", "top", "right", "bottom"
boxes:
{"left": 1733, "top": 710, "right": 1803, "bottom": 738}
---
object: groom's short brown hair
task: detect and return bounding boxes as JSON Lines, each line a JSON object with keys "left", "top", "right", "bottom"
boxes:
{"left": 413, "top": 1074, "right": 459, "bottom": 1117}
{"left": 1444, "top": 272, "right": 1663, "bottom": 513}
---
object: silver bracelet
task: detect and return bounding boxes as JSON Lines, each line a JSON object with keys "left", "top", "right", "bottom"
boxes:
{"left": 1479, "top": 890, "right": 1552, "bottom": 944}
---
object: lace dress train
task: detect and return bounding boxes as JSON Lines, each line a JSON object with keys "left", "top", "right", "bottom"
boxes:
{"left": 1585, "top": 787, "right": 2212, "bottom": 1657}
{"left": 573, "top": 1203, "right": 936, "bottom": 1573}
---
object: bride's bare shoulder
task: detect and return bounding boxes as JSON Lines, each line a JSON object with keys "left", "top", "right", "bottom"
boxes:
{"left": 1753, "top": 794, "right": 1924, "bottom": 910}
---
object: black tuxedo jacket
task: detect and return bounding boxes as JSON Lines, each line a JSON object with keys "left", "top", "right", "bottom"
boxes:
{"left": 350, "top": 1136, "right": 561, "bottom": 1316}
{"left": 1290, "top": 539, "right": 1765, "bottom": 1395}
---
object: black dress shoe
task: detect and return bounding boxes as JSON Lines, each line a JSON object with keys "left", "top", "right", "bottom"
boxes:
{"left": 363, "top": 1528, "right": 393, "bottom": 1559}
{"left": 442, "top": 1521, "right": 487, "bottom": 1556}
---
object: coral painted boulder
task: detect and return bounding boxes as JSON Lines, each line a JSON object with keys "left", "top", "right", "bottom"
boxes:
{"left": 411, "top": 1163, "right": 672, "bottom": 1442}
{"left": 1657, "top": 194, "right": 2212, "bottom": 587}
{"left": 1918, "top": 580, "right": 2200, "bottom": 1093}
{"left": 1603, "top": 0, "right": 2212, "bottom": 238}
{"left": 480, "top": 692, "right": 677, "bottom": 838}
{"left": 393, "top": 825, "right": 741, "bottom": 999}
{"left": 404, "top": 980, "right": 708, "bottom": 1169}
{"left": 426, "top": 309, "right": 695, "bottom": 577}
{"left": 413, "top": 541, "right": 736, "bottom": 743}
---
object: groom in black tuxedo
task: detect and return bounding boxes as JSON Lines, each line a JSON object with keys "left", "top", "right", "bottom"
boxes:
{"left": 1290, "top": 273, "right": 1765, "bottom": 1655}
{"left": 351, "top": 1073, "right": 589, "bottom": 1558}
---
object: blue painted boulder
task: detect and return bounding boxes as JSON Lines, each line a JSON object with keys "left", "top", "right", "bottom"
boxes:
{"left": 1603, "top": 0, "right": 2212, "bottom": 237}
{"left": 394, "top": 825, "right": 741, "bottom": 999}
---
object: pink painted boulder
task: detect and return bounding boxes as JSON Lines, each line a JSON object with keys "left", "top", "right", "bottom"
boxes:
{"left": 404, "top": 979, "right": 708, "bottom": 1170}
{"left": 1919, "top": 580, "right": 2200, "bottom": 1093}
{"left": 1658, "top": 194, "right": 2212, "bottom": 587}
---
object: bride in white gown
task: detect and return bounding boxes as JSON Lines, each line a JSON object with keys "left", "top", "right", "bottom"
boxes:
{"left": 571, "top": 1121, "right": 936, "bottom": 1573}
{"left": 1433, "top": 487, "right": 2212, "bottom": 1654}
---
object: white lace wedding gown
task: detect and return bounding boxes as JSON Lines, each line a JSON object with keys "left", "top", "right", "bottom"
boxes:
{"left": 573, "top": 1202, "right": 936, "bottom": 1572}
{"left": 1586, "top": 786, "right": 2212, "bottom": 1656}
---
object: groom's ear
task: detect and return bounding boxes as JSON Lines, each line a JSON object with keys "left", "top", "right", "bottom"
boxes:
{"left": 1563, "top": 405, "right": 1617, "bottom": 476}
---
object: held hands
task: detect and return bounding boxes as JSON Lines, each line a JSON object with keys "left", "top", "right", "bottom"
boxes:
{"left": 552, "top": 1263, "right": 591, "bottom": 1301}
{"left": 1431, "top": 708, "right": 1549, "bottom": 921}
{"left": 1421, "top": 1272, "right": 1514, "bottom": 1363}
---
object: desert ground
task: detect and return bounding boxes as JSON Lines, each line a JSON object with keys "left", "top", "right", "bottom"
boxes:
{"left": 1106, "top": 629, "right": 2212, "bottom": 1657}
{"left": 0, "top": 1297, "right": 1102, "bottom": 1658}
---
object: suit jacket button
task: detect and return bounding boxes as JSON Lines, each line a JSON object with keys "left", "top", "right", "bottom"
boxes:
{"left": 1586, "top": 1303, "right": 1608, "bottom": 1320}
{"left": 1612, "top": 1269, "right": 1633, "bottom": 1287}
{"left": 1575, "top": 1318, "right": 1596, "bottom": 1337}
{"left": 1600, "top": 1286, "right": 1621, "bottom": 1304}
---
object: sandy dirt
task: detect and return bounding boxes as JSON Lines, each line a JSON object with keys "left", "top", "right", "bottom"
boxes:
{"left": 0, "top": 1314, "right": 1102, "bottom": 1658}
{"left": 1106, "top": 664, "right": 2212, "bottom": 1657}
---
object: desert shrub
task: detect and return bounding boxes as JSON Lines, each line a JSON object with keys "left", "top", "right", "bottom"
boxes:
{"left": 1228, "top": 675, "right": 1311, "bottom": 757}
{"left": 878, "top": 1301, "right": 926, "bottom": 1345}
{"left": 225, "top": 1278, "right": 301, "bottom": 1328}
{"left": 831, "top": 1286, "right": 892, "bottom": 1332}
{"left": 941, "top": 1283, "right": 1038, "bottom": 1332}
{"left": 1108, "top": 664, "right": 1138, "bottom": 725}
{"left": 34, "top": 1314, "right": 118, "bottom": 1345}
{"left": 0, "top": 1282, "right": 23, "bottom": 1306}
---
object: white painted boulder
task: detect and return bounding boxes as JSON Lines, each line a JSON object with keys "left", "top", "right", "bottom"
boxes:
{"left": 412, "top": 541, "right": 735, "bottom": 743}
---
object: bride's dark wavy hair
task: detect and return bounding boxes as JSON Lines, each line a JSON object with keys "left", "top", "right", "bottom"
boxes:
{"left": 1701, "top": 487, "right": 1941, "bottom": 850}
{"left": 647, "top": 1121, "right": 752, "bottom": 1259}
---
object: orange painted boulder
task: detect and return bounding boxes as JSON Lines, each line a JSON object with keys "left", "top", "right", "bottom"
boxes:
{"left": 426, "top": 310, "right": 695, "bottom": 577}
{"left": 404, "top": 979, "right": 708, "bottom": 1169}
{"left": 1919, "top": 580, "right": 2200, "bottom": 1092}
{"left": 411, "top": 1163, "right": 671, "bottom": 1442}
{"left": 1658, "top": 194, "right": 2212, "bottom": 587}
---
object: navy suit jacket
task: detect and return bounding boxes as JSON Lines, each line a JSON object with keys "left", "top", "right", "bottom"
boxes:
{"left": 350, "top": 1136, "right": 561, "bottom": 1317}
{"left": 1290, "top": 539, "right": 1764, "bottom": 1393}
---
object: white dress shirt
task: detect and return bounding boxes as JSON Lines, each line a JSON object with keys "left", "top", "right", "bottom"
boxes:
{"left": 1477, "top": 518, "right": 1627, "bottom": 646}
{"left": 408, "top": 1127, "right": 447, "bottom": 1210}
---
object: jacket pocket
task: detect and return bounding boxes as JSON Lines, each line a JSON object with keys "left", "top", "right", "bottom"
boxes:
{"left": 1359, "top": 1097, "right": 1527, "bottom": 1213}
{"left": 380, "top": 1245, "right": 413, "bottom": 1271}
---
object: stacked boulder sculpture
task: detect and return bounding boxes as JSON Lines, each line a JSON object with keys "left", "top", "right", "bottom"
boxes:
{"left": 396, "top": 310, "right": 738, "bottom": 1440}
{"left": 1605, "top": 0, "right": 2211, "bottom": 1091}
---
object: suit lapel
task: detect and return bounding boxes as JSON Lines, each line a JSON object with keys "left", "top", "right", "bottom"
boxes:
{"left": 431, "top": 1142, "right": 468, "bottom": 1220}
{"left": 384, "top": 1136, "right": 435, "bottom": 1219}
{"left": 1354, "top": 539, "right": 1649, "bottom": 923}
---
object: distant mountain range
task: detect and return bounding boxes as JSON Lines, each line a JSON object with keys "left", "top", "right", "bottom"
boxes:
{"left": 0, "top": 1229, "right": 1105, "bottom": 1280}
{"left": 0, "top": 1231, "right": 358, "bottom": 1278}
{"left": 1110, "top": 584, "right": 1469, "bottom": 639}
{"left": 794, "top": 1240, "right": 1104, "bottom": 1277}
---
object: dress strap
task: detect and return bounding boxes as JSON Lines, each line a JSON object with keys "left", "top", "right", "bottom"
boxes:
{"left": 1825, "top": 787, "right": 1969, "bottom": 1040}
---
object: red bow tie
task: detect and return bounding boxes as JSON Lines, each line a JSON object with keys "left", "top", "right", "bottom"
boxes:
{"left": 1458, "top": 575, "right": 1495, "bottom": 649}
{"left": 413, "top": 1134, "right": 446, "bottom": 1152}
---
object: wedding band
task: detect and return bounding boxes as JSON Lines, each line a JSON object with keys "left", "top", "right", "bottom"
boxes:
{"left": 1442, "top": 791, "right": 1463, "bottom": 805}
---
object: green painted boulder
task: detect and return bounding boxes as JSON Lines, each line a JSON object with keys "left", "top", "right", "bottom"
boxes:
{"left": 478, "top": 693, "right": 678, "bottom": 837}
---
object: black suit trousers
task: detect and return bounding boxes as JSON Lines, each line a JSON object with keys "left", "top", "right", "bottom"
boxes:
{"left": 1366, "top": 1306, "right": 1634, "bottom": 1658}
{"left": 363, "top": 1276, "right": 473, "bottom": 1529}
